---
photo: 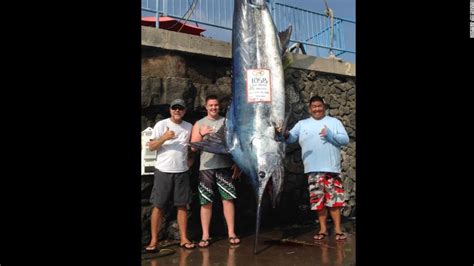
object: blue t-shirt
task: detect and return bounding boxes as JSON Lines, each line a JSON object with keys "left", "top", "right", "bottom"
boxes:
{"left": 286, "top": 115, "right": 349, "bottom": 174}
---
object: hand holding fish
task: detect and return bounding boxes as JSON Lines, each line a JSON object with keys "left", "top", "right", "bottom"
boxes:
{"left": 275, "top": 126, "right": 289, "bottom": 139}
{"left": 231, "top": 164, "right": 242, "bottom": 180}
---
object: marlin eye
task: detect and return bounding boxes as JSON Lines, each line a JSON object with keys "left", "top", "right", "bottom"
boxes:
{"left": 258, "top": 172, "right": 266, "bottom": 178}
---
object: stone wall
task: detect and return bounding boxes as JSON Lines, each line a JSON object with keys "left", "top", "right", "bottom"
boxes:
{"left": 141, "top": 46, "right": 356, "bottom": 245}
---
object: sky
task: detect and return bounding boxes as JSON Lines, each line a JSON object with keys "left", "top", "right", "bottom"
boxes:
{"left": 142, "top": 0, "right": 355, "bottom": 63}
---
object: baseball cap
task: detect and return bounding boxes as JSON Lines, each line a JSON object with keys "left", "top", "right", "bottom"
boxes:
{"left": 170, "top": 99, "right": 186, "bottom": 109}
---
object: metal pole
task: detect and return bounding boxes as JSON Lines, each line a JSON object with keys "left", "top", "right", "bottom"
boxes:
{"left": 163, "top": 0, "right": 167, "bottom": 16}
{"left": 156, "top": 0, "right": 160, "bottom": 28}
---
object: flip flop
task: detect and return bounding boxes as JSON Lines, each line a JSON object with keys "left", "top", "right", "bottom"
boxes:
{"left": 198, "top": 239, "right": 212, "bottom": 248}
{"left": 228, "top": 236, "right": 240, "bottom": 245}
{"left": 179, "top": 242, "right": 196, "bottom": 249}
{"left": 335, "top": 233, "right": 347, "bottom": 241}
{"left": 144, "top": 244, "right": 160, "bottom": 253}
{"left": 313, "top": 233, "right": 328, "bottom": 240}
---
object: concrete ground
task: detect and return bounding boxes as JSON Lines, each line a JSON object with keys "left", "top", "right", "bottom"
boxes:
{"left": 142, "top": 226, "right": 355, "bottom": 266}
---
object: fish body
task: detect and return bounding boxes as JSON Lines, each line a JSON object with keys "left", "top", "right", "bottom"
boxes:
{"left": 227, "top": 0, "right": 289, "bottom": 253}
{"left": 190, "top": 0, "right": 291, "bottom": 254}
{"left": 228, "top": 0, "right": 286, "bottom": 204}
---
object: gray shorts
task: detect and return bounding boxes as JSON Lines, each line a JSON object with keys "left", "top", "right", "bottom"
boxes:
{"left": 150, "top": 169, "right": 192, "bottom": 208}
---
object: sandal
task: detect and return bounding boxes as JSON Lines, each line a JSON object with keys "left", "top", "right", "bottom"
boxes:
{"left": 335, "top": 233, "right": 347, "bottom": 241}
{"left": 198, "top": 239, "right": 212, "bottom": 248}
{"left": 228, "top": 236, "right": 240, "bottom": 245}
{"left": 144, "top": 244, "right": 160, "bottom": 253}
{"left": 313, "top": 232, "right": 328, "bottom": 240}
{"left": 179, "top": 242, "right": 196, "bottom": 249}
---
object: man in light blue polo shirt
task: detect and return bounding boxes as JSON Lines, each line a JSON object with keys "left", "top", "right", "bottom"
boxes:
{"left": 280, "top": 95, "right": 349, "bottom": 241}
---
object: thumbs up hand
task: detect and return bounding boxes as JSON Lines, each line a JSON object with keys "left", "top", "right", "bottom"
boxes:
{"left": 319, "top": 125, "right": 327, "bottom": 138}
{"left": 163, "top": 126, "right": 176, "bottom": 140}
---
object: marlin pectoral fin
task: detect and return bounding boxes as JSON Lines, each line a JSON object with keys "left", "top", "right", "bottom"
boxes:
{"left": 189, "top": 134, "right": 229, "bottom": 154}
{"left": 213, "top": 122, "right": 227, "bottom": 141}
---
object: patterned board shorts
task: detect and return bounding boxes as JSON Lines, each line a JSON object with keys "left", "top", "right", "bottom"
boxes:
{"left": 308, "top": 172, "right": 346, "bottom": 211}
{"left": 198, "top": 168, "right": 237, "bottom": 205}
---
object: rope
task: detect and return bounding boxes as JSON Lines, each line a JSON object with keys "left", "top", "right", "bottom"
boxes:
{"left": 164, "top": 0, "right": 198, "bottom": 31}
{"left": 177, "top": 0, "right": 199, "bottom": 32}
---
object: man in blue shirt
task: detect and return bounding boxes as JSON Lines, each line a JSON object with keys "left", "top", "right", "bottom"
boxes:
{"left": 280, "top": 96, "right": 349, "bottom": 241}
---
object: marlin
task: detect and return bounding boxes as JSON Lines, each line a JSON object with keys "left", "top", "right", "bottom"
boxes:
{"left": 190, "top": 0, "right": 291, "bottom": 254}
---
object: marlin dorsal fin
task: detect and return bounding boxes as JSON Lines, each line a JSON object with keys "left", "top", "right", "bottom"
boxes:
{"left": 278, "top": 25, "right": 292, "bottom": 56}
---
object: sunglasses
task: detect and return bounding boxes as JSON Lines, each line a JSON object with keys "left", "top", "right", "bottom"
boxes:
{"left": 171, "top": 106, "right": 185, "bottom": 111}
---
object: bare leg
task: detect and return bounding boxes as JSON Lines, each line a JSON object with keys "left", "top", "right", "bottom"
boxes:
{"left": 317, "top": 208, "right": 329, "bottom": 234}
{"left": 223, "top": 199, "right": 239, "bottom": 244}
{"left": 177, "top": 206, "right": 194, "bottom": 247}
{"left": 200, "top": 203, "right": 212, "bottom": 245}
{"left": 329, "top": 206, "right": 343, "bottom": 234}
{"left": 147, "top": 206, "right": 164, "bottom": 247}
{"left": 329, "top": 206, "right": 346, "bottom": 240}
{"left": 314, "top": 208, "right": 329, "bottom": 240}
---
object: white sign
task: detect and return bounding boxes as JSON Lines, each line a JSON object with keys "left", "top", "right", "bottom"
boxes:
{"left": 141, "top": 127, "right": 157, "bottom": 175}
{"left": 247, "top": 69, "right": 271, "bottom": 103}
